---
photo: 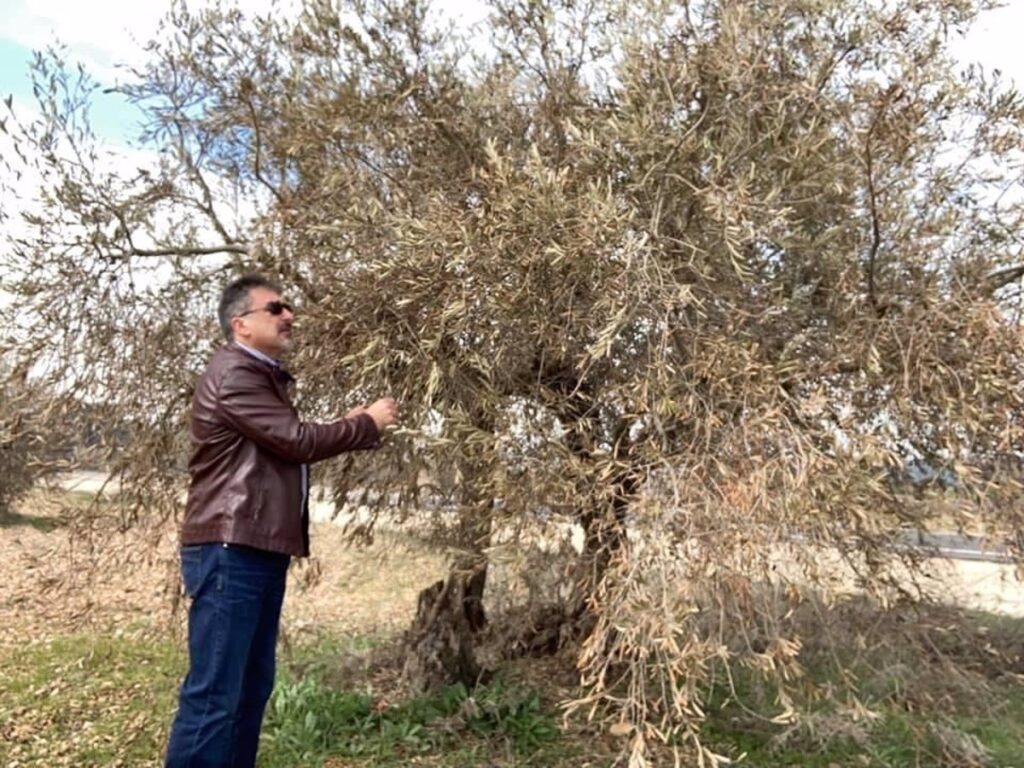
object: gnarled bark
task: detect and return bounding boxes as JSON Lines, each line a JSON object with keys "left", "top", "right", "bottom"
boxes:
{"left": 401, "top": 563, "right": 490, "bottom": 693}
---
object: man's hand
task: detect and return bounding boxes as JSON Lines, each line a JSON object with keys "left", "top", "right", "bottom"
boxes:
{"left": 364, "top": 398, "right": 399, "bottom": 431}
{"left": 344, "top": 405, "right": 367, "bottom": 419}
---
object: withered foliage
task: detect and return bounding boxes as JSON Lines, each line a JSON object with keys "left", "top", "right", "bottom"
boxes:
{"left": 3, "top": 0, "right": 1024, "bottom": 763}
{"left": 0, "top": 358, "right": 82, "bottom": 516}
{"left": 0, "top": 369, "right": 41, "bottom": 517}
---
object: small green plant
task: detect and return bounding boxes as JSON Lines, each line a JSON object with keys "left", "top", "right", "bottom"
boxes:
{"left": 458, "top": 681, "right": 560, "bottom": 753}
{"left": 258, "top": 670, "right": 561, "bottom": 766}
{"left": 260, "top": 677, "right": 376, "bottom": 765}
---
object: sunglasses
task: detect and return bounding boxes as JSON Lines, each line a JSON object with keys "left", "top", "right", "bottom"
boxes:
{"left": 236, "top": 300, "right": 294, "bottom": 318}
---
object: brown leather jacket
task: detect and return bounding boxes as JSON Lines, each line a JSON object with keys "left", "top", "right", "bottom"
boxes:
{"left": 180, "top": 344, "right": 380, "bottom": 557}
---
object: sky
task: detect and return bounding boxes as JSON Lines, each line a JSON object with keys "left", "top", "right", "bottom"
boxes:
{"left": 0, "top": 0, "right": 490, "bottom": 145}
{"left": 1, "top": 0, "right": 1021, "bottom": 148}
{"left": 0, "top": 0, "right": 167, "bottom": 142}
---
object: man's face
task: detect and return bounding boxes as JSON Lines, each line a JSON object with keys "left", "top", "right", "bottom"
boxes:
{"left": 231, "top": 286, "right": 295, "bottom": 358}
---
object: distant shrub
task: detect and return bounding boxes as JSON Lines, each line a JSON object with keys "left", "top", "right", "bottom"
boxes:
{"left": 0, "top": 379, "right": 40, "bottom": 518}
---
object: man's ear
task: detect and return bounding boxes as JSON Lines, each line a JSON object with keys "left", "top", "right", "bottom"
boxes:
{"left": 230, "top": 315, "right": 246, "bottom": 340}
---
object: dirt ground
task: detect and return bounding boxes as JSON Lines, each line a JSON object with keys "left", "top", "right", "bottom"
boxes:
{"left": 0, "top": 489, "right": 447, "bottom": 650}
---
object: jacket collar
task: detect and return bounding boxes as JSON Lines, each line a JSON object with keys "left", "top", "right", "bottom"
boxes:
{"left": 233, "top": 341, "right": 281, "bottom": 368}
{"left": 232, "top": 342, "right": 294, "bottom": 383}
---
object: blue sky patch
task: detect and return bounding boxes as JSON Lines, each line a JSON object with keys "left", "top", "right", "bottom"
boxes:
{"left": 0, "top": 36, "right": 144, "bottom": 146}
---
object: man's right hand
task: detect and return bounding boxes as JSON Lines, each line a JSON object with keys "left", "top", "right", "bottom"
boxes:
{"left": 364, "top": 397, "right": 399, "bottom": 431}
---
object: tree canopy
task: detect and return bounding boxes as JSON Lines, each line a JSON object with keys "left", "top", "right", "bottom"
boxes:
{"left": 3, "top": 0, "right": 1024, "bottom": 762}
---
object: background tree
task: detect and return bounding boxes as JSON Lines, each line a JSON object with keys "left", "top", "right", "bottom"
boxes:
{"left": 0, "top": 362, "right": 41, "bottom": 520}
{"left": 3, "top": 0, "right": 1024, "bottom": 763}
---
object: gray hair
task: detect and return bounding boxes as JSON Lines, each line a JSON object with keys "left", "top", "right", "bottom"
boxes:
{"left": 218, "top": 274, "right": 283, "bottom": 340}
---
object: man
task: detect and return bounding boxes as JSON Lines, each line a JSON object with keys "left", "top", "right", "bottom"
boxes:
{"left": 165, "top": 274, "right": 398, "bottom": 767}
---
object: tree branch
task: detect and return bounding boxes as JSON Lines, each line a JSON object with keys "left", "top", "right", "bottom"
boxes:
{"left": 985, "top": 263, "right": 1024, "bottom": 292}
{"left": 116, "top": 243, "right": 250, "bottom": 258}
{"left": 173, "top": 120, "right": 237, "bottom": 244}
{"left": 243, "top": 92, "right": 286, "bottom": 206}
{"left": 862, "top": 86, "right": 901, "bottom": 315}
{"left": 864, "top": 121, "right": 882, "bottom": 312}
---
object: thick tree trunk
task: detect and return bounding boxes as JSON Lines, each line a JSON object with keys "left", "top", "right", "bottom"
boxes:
{"left": 401, "top": 563, "right": 490, "bottom": 693}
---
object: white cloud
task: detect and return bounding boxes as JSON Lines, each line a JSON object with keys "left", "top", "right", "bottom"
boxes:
{"left": 2, "top": 0, "right": 1019, "bottom": 94}
{"left": 0, "top": 0, "right": 169, "bottom": 83}
{"left": 0, "top": 0, "right": 312, "bottom": 85}
{"left": 0, "top": 0, "right": 489, "bottom": 86}
{"left": 949, "top": 2, "right": 1024, "bottom": 87}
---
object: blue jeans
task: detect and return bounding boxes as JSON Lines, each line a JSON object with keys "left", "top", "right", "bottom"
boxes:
{"left": 165, "top": 543, "right": 289, "bottom": 768}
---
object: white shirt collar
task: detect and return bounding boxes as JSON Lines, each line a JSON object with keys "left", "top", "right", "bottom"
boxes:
{"left": 233, "top": 341, "right": 281, "bottom": 369}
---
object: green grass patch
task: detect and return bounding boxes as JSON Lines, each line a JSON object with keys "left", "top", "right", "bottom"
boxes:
{"left": 261, "top": 669, "right": 566, "bottom": 766}
{"left": 0, "top": 509, "right": 68, "bottom": 531}
{"left": 0, "top": 487, "right": 110, "bottom": 531}
{"left": 4, "top": 617, "right": 1021, "bottom": 767}
{"left": 0, "top": 632, "right": 185, "bottom": 765}
{"left": 953, "top": 689, "right": 1024, "bottom": 766}
{"left": 701, "top": 658, "right": 1024, "bottom": 766}
{"left": 0, "top": 630, "right": 572, "bottom": 767}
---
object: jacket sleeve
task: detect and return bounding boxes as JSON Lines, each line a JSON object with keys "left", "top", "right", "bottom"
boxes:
{"left": 216, "top": 364, "right": 380, "bottom": 463}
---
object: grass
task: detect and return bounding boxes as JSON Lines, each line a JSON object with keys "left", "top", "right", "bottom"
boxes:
{"left": 0, "top": 631, "right": 184, "bottom": 766}
{"left": 0, "top": 510, "right": 69, "bottom": 532}
{"left": 703, "top": 698, "right": 1024, "bottom": 767}
{"left": 2, "top": 618, "right": 1022, "bottom": 766}
{"left": 261, "top": 674, "right": 567, "bottom": 766}
{"left": 0, "top": 489, "right": 104, "bottom": 531}
{"left": 0, "top": 630, "right": 576, "bottom": 767}
{"left": 699, "top": 645, "right": 1024, "bottom": 767}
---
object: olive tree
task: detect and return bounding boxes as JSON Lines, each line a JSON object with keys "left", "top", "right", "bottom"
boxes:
{"left": 3, "top": 0, "right": 1024, "bottom": 762}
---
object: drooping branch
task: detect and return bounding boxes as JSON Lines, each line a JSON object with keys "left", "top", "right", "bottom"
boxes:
{"left": 864, "top": 114, "right": 883, "bottom": 312}
{"left": 985, "top": 263, "right": 1024, "bottom": 293}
